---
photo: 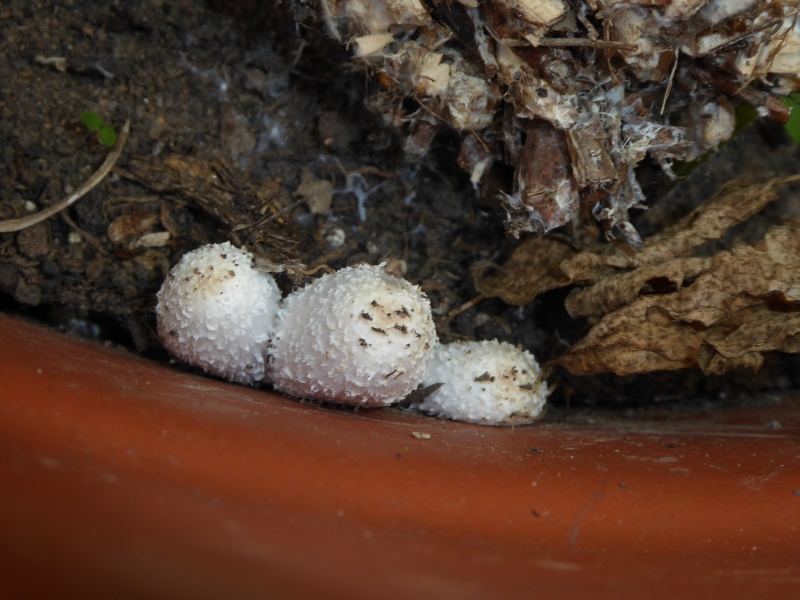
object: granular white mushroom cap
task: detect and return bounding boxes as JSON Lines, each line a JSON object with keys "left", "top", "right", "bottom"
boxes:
{"left": 156, "top": 242, "right": 281, "bottom": 385}
{"left": 270, "top": 264, "right": 437, "bottom": 406}
{"left": 418, "top": 340, "right": 548, "bottom": 426}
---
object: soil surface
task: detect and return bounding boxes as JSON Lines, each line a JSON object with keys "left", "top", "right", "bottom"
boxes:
{"left": 2, "top": 0, "right": 800, "bottom": 416}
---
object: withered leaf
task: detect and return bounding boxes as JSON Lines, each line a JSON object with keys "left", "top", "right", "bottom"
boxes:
{"left": 699, "top": 305, "right": 800, "bottom": 375}
{"left": 564, "top": 176, "right": 800, "bottom": 316}
{"left": 633, "top": 177, "right": 799, "bottom": 266}
{"left": 554, "top": 221, "right": 800, "bottom": 377}
{"left": 476, "top": 176, "right": 798, "bottom": 307}
{"left": 294, "top": 168, "right": 334, "bottom": 215}
{"left": 555, "top": 303, "right": 704, "bottom": 375}
{"left": 564, "top": 257, "right": 710, "bottom": 318}
{"left": 472, "top": 236, "right": 577, "bottom": 305}
{"left": 503, "top": 118, "right": 580, "bottom": 236}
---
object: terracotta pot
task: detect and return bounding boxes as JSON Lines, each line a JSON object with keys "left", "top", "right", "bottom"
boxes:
{"left": 1, "top": 313, "right": 798, "bottom": 599}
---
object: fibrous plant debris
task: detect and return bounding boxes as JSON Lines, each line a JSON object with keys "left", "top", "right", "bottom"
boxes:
{"left": 123, "top": 155, "right": 302, "bottom": 265}
{"left": 474, "top": 175, "right": 800, "bottom": 376}
{"left": 300, "top": 0, "right": 800, "bottom": 244}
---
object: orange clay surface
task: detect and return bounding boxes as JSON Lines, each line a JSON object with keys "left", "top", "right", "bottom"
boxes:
{"left": 1, "top": 312, "right": 799, "bottom": 599}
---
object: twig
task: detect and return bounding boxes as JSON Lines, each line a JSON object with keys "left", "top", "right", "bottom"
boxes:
{"left": 287, "top": 264, "right": 332, "bottom": 277}
{"left": 0, "top": 119, "right": 131, "bottom": 233}
{"left": 519, "top": 30, "right": 637, "bottom": 51}
{"left": 467, "top": 128, "right": 490, "bottom": 154}
{"left": 262, "top": 232, "right": 300, "bottom": 244}
{"left": 107, "top": 195, "right": 161, "bottom": 205}
{"left": 353, "top": 165, "right": 396, "bottom": 179}
{"left": 660, "top": 48, "right": 679, "bottom": 115}
{"left": 603, "top": 18, "right": 620, "bottom": 85}
{"left": 60, "top": 212, "right": 108, "bottom": 255}
{"left": 446, "top": 294, "right": 486, "bottom": 320}
{"left": 532, "top": 38, "right": 638, "bottom": 51}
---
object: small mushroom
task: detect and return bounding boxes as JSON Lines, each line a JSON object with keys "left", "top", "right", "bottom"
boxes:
{"left": 156, "top": 242, "right": 281, "bottom": 385}
{"left": 417, "top": 340, "right": 548, "bottom": 426}
{"left": 269, "top": 264, "right": 437, "bottom": 406}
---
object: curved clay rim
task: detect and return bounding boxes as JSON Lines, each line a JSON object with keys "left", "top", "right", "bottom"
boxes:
{"left": 1, "top": 313, "right": 799, "bottom": 599}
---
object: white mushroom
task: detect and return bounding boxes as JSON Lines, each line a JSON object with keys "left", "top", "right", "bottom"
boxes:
{"left": 269, "top": 264, "right": 437, "bottom": 406}
{"left": 156, "top": 242, "right": 281, "bottom": 385}
{"left": 418, "top": 340, "right": 548, "bottom": 426}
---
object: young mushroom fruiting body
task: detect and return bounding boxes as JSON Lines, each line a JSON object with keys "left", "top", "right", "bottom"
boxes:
{"left": 269, "top": 264, "right": 437, "bottom": 406}
{"left": 418, "top": 340, "right": 548, "bottom": 426}
{"left": 156, "top": 242, "right": 281, "bottom": 385}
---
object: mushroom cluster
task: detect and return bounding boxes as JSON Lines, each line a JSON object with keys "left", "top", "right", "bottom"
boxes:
{"left": 156, "top": 243, "right": 549, "bottom": 425}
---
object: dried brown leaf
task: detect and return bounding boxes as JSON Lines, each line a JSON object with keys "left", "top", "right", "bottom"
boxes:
{"left": 557, "top": 241, "right": 636, "bottom": 280}
{"left": 565, "top": 256, "right": 710, "bottom": 318}
{"left": 553, "top": 303, "right": 703, "bottom": 375}
{"left": 503, "top": 118, "right": 580, "bottom": 236}
{"left": 699, "top": 305, "right": 800, "bottom": 375}
{"left": 661, "top": 226, "right": 800, "bottom": 327}
{"left": 472, "top": 236, "right": 577, "bottom": 305}
{"left": 634, "top": 176, "right": 800, "bottom": 265}
{"left": 294, "top": 168, "right": 334, "bottom": 215}
{"left": 554, "top": 221, "right": 800, "bottom": 376}
{"left": 477, "top": 176, "right": 797, "bottom": 308}
{"left": 564, "top": 176, "right": 800, "bottom": 316}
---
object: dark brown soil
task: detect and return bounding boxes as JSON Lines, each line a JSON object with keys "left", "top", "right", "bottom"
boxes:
{"left": 2, "top": 0, "right": 800, "bottom": 413}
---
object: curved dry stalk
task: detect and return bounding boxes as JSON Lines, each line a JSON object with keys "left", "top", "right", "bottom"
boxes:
{"left": 0, "top": 119, "right": 130, "bottom": 233}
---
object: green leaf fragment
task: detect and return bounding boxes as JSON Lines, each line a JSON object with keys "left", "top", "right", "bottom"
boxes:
{"left": 80, "top": 111, "right": 104, "bottom": 131}
{"left": 781, "top": 96, "right": 800, "bottom": 144}
{"left": 98, "top": 125, "right": 117, "bottom": 147}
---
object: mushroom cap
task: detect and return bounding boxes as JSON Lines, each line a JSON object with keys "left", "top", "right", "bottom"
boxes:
{"left": 418, "top": 340, "right": 548, "bottom": 426}
{"left": 156, "top": 242, "right": 281, "bottom": 385}
{"left": 270, "top": 264, "right": 437, "bottom": 406}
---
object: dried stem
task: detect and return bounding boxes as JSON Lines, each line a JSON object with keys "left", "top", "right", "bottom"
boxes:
{"left": 0, "top": 120, "right": 131, "bottom": 233}
{"left": 533, "top": 38, "right": 638, "bottom": 51}
{"left": 446, "top": 294, "right": 485, "bottom": 320}
{"left": 660, "top": 49, "right": 679, "bottom": 115}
